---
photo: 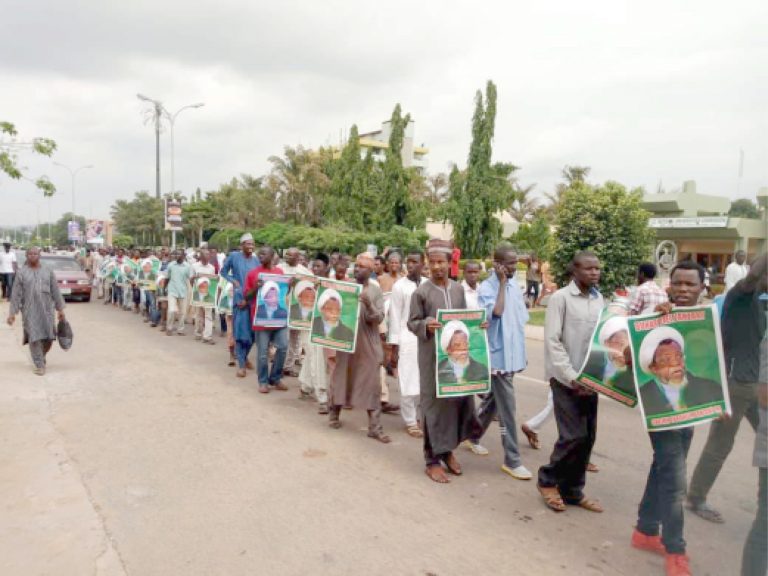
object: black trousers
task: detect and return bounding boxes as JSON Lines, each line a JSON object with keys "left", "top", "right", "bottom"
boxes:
{"left": 538, "top": 379, "right": 598, "bottom": 502}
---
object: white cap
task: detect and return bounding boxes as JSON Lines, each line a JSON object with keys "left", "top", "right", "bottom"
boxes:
{"left": 638, "top": 326, "right": 685, "bottom": 373}
{"left": 240, "top": 232, "right": 254, "bottom": 244}
{"left": 317, "top": 288, "right": 342, "bottom": 309}
{"left": 598, "top": 316, "right": 628, "bottom": 347}
{"left": 440, "top": 320, "right": 470, "bottom": 354}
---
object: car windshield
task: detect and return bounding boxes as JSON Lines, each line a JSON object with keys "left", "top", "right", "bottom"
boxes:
{"left": 43, "top": 258, "right": 81, "bottom": 272}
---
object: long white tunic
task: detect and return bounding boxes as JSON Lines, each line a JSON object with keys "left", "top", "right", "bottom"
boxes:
{"left": 388, "top": 276, "right": 425, "bottom": 397}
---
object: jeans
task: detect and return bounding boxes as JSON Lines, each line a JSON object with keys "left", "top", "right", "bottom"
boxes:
{"left": 0, "top": 272, "right": 13, "bottom": 299}
{"left": 742, "top": 467, "right": 767, "bottom": 576}
{"left": 256, "top": 327, "right": 288, "bottom": 385}
{"left": 526, "top": 280, "right": 539, "bottom": 302}
{"left": 636, "top": 427, "right": 694, "bottom": 555}
{"left": 112, "top": 285, "right": 123, "bottom": 305}
{"left": 688, "top": 379, "right": 759, "bottom": 504}
{"left": 472, "top": 372, "right": 523, "bottom": 468}
{"left": 538, "top": 380, "right": 598, "bottom": 502}
{"left": 142, "top": 291, "right": 160, "bottom": 325}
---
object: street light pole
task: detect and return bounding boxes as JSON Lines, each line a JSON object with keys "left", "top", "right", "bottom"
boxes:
{"left": 164, "top": 102, "right": 204, "bottom": 196}
{"left": 54, "top": 162, "right": 93, "bottom": 244}
{"left": 137, "top": 94, "right": 165, "bottom": 200}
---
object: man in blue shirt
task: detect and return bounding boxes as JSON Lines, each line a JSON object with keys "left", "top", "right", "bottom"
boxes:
{"left": 468, "top": 243, "right": 531, "bottom": 480}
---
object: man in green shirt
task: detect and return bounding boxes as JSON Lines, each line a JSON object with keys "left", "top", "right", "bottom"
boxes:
{"left": 164, "top": 250, "right": 192, "bottom": 335}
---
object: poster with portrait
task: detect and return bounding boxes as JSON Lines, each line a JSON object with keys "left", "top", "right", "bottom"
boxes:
{"left": 288, "top": 273, "right": 317, "bottom": 330}
{"left": 192, "top": 276, "right": 219, "bottom": 308}
{"left": 576, "top": 306, "right": 638, "bottom": 407}
{"left": 309, "top": 278, "right": 361, "bottom": 353}
{"left": 627, "top": 305, "right": 730, "bottom": 432}
{"left": 136, "top": 258, "right": 160, "bottom": 290}
{"left": 120, "top": 259, "right": 139, "bottom": 285}
{"left": 435, "top": 309, "right": 491, "bottom": 398}
{"left": 215, "top": 277, "right": 234, "bottom": 314}
{"left": 252, "top": 273, "right": 291, "bottom": 329}
{"left": 86, "top": 219, "right": 105, "bottom": 244}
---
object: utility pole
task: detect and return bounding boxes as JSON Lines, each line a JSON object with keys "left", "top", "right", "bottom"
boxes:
{"left": 137, "top": 94, "right": 165, "bottom": 199}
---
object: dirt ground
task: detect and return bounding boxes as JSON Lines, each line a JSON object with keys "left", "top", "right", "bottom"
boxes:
{"left": 0, "top": 298, "right": 758, "bottom": 576}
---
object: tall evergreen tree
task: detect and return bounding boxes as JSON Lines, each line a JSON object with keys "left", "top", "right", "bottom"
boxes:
{"left": 446, "top": 81, "right": 515, "bottom": 258}
{"left": 378, "top": 104, "right": 412, "bottom": 228}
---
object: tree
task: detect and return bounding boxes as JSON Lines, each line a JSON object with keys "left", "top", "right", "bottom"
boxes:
{"left": 0, "top": 121, "right": 57, "bottom": 196}
{"left": 550, "top": 180, "right": 655, "bottom": 294}
{"left": 509, "top": 213, "right": 552, "bottom": 261}
{"left": 50, "top": 212, "right": 86, "bottom": 246}
{"left": 378, "top": 104, "right": 412, "bottom": 229}
{"left": 111, "top": 191, "right": 164, "bottom": 245}
{"left": 544, "top": 165, "right": 591, "bottom": 216}
{"left": 728, "top": 198, "right": 760, "bottom": 219}
{"left": 446, "top": 80, "right": 516, "bottom": 258}
{"left": 508, "top": 177, "right": 538, "bottom": 222}
{"left": 266, "top": 146, "right": 331, "bottom": 227}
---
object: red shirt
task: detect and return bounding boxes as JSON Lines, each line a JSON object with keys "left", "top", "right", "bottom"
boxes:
{"left": 451, "top": 247, "right": 461, "bottom": 277}
{"left": 244, "top": 265, "right": 284, "bottom": 331}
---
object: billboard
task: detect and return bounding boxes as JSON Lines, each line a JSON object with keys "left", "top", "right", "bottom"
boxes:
{"left": 164, "top": 198, "right": 183, "bottom": 231}
{"left": 67, "top": 220, "right": 81, "bottom": 242}
{"left": 86, "top": 219, "right": 105, "bottom": 244}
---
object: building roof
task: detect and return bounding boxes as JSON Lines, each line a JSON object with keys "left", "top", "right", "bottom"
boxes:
{"left": 642, "top": 180, "right": 731, "bottom": 217}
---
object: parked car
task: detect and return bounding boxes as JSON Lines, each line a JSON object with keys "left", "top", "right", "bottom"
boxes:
{"left": 41, "top": 254, "right": 92, "bottom": 302}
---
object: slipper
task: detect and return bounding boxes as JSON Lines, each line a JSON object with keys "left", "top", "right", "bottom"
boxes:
{"left": 367, "top": 431, "right": 392, "bottom": 444}
{"left": 686, "top": 501, "right": 724, "bottom": 524}
{"left": 406, "top": 425, "right": 423, "bottom": 438}
{"left": 575, "top": 497, "right": 604, "bottom": 513}
{"left": 537, "top": 484, "right": 566, "bottom": 512}
{"left": 258, "top": 386, "right": 270, "bottom": 394}
{"left": 521, "top": 424, "right": 540, "bottom": 450}
{"left": 329, "top": 420, "right": 342, "bottom": 429}
{"left": 236, "top": 368, "right": 246, "bottom": 378}
{"left": 425, "top": 465, "right": 450, "bottom": 484}
{"left": 587, "top": 462, "right": 600, "bottom": 473}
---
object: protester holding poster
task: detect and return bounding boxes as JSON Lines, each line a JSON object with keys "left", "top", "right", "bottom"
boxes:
{"left": 407, "top": 238, "right": 482, "bottom": 484}
{"left": 244, "top": 246, "right": 289, "bottom": 392}
{"left": 630, "top": 260, "right": 721, "bottom": 576}
{"left": 281, "top": 247, "right": 311, "bottom": 377}
{"left": 537, "top": 251, "right": 604, "bottom": 513}
{"left": 327, "top": 253, "right": 391, "bottom": 443}
{"left": 310, "top": 279, "right": 361, "bottom": 352}
{"left": 192, "top": 249, "right": 217, "bottom": 345}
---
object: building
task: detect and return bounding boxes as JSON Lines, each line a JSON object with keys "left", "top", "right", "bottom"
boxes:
{"left": 335, "top": 119, "right": 429, "bottom": 174}
{"left": 642, "top": 180, "right": 767, "bottom": 277}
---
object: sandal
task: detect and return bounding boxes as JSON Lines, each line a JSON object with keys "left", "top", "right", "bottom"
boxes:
{"left": 587, "top": 462, "right": 599, "bottom": 473}
{"left": 575, "top": 497, "right": 604, "bottom": 513}
{"left": 236, "top": 368, "right": 246, "bottom": 378}
{"left": 442, "top": 453, "right": 462, "bottom": 476}
{"left": 686, "top": 501, "right": 724, "bottom": 523}
{"left": 521, "top": 424, "right": 540, "bottom": 450}
{"left": 406, "top": 425, "right": 423, "bottom": 438}
{"left": 368, "top": 431, "right": 392, "bottom": 444}
{"left": 425, "top": 465, "right": 450, "bottom": 484}
{"left": 537, "top": 484, "right": 566, "bottom": 512}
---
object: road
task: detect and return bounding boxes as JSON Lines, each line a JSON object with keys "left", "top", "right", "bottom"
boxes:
{"left": 0, "top": 298, "right": 758, "bottom": 576}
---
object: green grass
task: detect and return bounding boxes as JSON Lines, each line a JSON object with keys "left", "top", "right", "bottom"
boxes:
{"left": 528, "top": 309, "right": 545, "bottom": 326}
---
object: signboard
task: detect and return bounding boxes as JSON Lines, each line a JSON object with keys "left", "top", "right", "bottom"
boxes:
{"left": 86, "top": 219, "right": 105, "bottom": 244}
{"left": 164, "top": 198, "right": 183, "bottom": 231}
{"left": 67, "top": 220, "right": 81, "bottom": 242}
{"left": 435, "top": 309, "right": 491, "bottom": 398}
{"left": 649, "top": 217, "right": 729, "bottom": 229}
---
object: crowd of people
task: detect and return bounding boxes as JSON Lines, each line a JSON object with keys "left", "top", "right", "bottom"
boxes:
{"left": 3, "top": 234, "right": 765, "bottom": 576}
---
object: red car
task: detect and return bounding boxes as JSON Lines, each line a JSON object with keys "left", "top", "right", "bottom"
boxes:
{"left": 41, "top": 254, "right": 92, "bottom": 302}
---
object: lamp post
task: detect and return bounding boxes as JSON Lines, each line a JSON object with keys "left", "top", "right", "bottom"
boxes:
{"left": 137, "top": 93, "right": 165, "bottom": 200}
{"left": 164, "top": 102, "right": 204, "bottom": 195}
{"left": 54, "top": 162, "right": 93, "bottom": 244}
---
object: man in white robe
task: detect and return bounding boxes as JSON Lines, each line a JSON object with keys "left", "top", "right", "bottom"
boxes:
{"left": 388, "top": 250, "right": 427, "bottom": 438}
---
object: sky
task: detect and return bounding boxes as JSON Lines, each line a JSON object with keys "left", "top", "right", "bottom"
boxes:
{"left": 1, "top": 0, "right": 766, "bottom": 228}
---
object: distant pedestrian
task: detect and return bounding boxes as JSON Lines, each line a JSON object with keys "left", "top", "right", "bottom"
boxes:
{"left": 0, "top": 242, "right": 18, "bottom": 300}
{"left": 164, "top": 250, "right": 192, "bottom": 336}
{"left": 629, "top": 263, "right": 668, "bottom": 316}
{"left": 724, "top": 250, "right": 749, "bottom": 293}
{"left": 6, "top": 247, "right": 66, "bottom": 375}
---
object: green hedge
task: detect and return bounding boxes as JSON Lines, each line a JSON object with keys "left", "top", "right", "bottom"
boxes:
{"left": 207, "top": 223, "right": 428, "bottom": 255}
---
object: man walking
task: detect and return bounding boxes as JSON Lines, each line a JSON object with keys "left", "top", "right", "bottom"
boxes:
{"left": 630, "top": 260, "right": 706, "bottom": 576}
{"left": 724, "top": 250, "right": 749, "bottom": 293}
{"left": 328, "top": 253, "right": 390, "bottom": 443}
{"left": 164, "top": 250, "right": 192, "bottom": 336}
{"left": 537, "top": 251, "right": 604, "bottom": 513}
{"left": 687, "top": 254, "right": 767, "bottom": 523}
{"left": 244, "top": 246, "right": 288, "bottom": 393}
{"left": 469, "top": 243, "right": 531, "bottom": 480}
{"left": 192, "top": 248, "right": 217, "bottom": 344}
{"left": 281, "top": 247, "right": 310, "bottom": 377}
{"left": 6, "top": 247, "right": 65, "bottom": 375}
{"left": 1, "top": 242, "right": 18, "bottom": 300}
{"left": 221, "top": 234, "right": 260, "bottom": 377}
{"left": 388, "top": 250, "right": 427, "bottom": 438}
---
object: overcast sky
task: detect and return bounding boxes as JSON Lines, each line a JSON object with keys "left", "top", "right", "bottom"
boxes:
{"left": 1, "top": 0, "right": 766, "bottom": 227}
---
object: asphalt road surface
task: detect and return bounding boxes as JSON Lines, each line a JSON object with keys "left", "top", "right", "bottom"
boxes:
{"left": 0, "top": 298, "right": 758, "bottom": 576}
